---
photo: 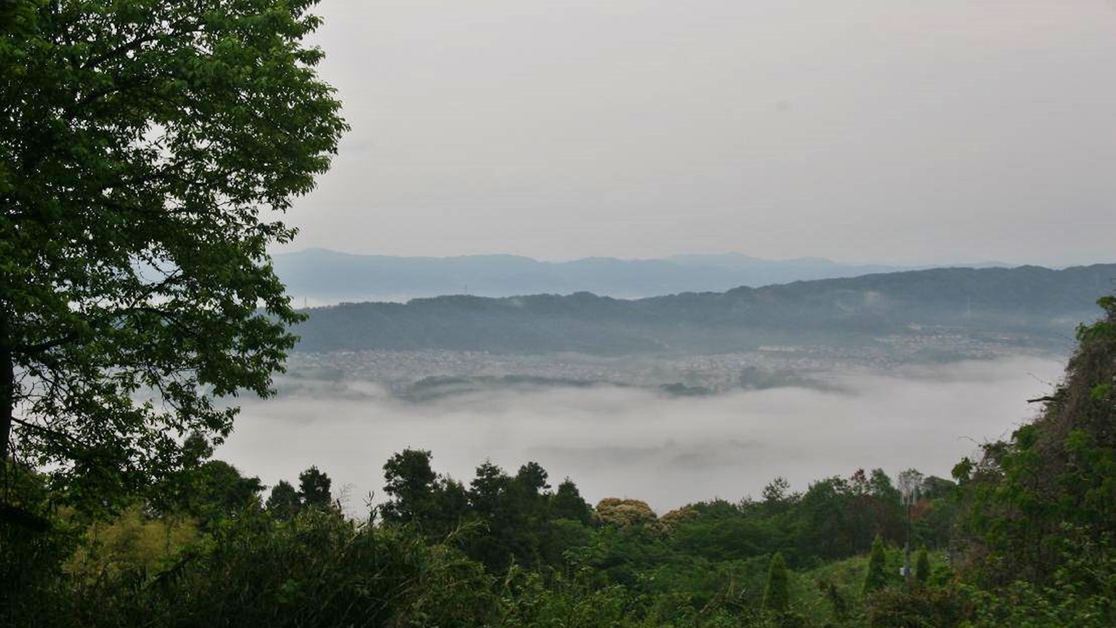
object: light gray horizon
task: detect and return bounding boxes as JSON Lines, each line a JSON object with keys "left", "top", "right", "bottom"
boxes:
{"left": 279, "top": 0, "right": 1116, "bottom": 267}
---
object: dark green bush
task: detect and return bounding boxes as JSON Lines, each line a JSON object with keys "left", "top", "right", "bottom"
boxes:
{"left": 72, "top": 509, "right": 495, "bottom": 628}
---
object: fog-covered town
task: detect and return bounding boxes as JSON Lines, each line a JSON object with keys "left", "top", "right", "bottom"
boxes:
{"left": 282, "top": 329, "right": 1057, "bottom": 398}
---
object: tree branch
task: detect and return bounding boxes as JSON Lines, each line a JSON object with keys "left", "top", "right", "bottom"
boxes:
{"left": 81, "top": 34, "right": 159, "bottom": 70}
{"left": 10, "top": 416, "right": 85, "bottom": 454}
{"left": 12, "top": 332, "right": 79, "bottom": 355}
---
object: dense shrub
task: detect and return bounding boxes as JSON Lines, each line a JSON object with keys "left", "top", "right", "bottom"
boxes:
{"left": 70, "top": 509, "right": 495, "bottom": 628}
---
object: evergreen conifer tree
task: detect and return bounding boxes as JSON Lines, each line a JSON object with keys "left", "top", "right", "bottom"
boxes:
{"left": 863, "top": 535, "right": 889, "bottom": 595}
{"left": 762, "top": 551, "right": 790, "bottom": 613}
{"left": 266, "top": 480, "right": 302, "bottom": 521}
{"left": 298, "top": 466, "right": 333, "bottom": 510}
{"left": 381, "top": 449, "right": 438, "bottom": 525}
{"left": 550, "top": 478, "right": 592, "bottom": 524}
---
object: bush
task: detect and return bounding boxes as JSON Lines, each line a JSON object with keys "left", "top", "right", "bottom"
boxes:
{"left": 0, "top": 464, "right": 80, "bottom": 628}
{"left": 73, "top": 509, "right": 496, "bottom": 628}
{"left": 865, "top": 584, "right": 970, "bottom": 628}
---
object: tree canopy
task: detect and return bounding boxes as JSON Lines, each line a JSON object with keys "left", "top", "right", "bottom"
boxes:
{"left": 0, "top": 0, "right": 345, "bottom": 507}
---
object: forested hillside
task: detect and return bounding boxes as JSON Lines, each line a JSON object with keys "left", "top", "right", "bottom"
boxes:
{"left": 294, "top": 264, "right": 1116, "bottom": 354}
{"left": 3, "top": 298, "right": 1112, "bottom": 627}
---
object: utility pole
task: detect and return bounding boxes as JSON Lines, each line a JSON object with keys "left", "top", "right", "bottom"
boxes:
{"left": 904, "top": 498, "right": 912, "bottom": 588}
{"left": 897, "top": 469, "right": 923, "bottom": 590}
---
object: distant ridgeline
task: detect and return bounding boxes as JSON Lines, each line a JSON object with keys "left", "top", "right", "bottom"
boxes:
{"left": 274, "top": 249, "right": 925, "bottom": 301}
{"left": 291, "top": 264, "right": 1116, "bottom": 355}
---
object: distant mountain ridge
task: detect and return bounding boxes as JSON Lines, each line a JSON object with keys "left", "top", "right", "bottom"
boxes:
{"left": 273, "top": 249, "right": 1007, "bottom": 303}
{"left": 292, "top": 263, "right": 1116, "bottom": 356}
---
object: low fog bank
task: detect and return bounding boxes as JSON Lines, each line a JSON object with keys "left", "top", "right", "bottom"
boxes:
{"left": 220, "top": 356, "right": 1065, "bottom": 514}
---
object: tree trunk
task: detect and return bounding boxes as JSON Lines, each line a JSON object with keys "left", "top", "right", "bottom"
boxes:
{"left": 0, "top": 308, "right": 13, "bottom": 465}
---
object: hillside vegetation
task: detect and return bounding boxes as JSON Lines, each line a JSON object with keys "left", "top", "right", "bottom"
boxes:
{"left": 2, "top": 300, "right": 1112, "bottom": 627}
{"left": 294, "top": 264, "right": 1115, "bottom": 354}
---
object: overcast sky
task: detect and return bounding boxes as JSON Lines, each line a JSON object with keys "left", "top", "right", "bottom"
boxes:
{"left": 279, "top": 0, "right": 1116, "bottom": 265}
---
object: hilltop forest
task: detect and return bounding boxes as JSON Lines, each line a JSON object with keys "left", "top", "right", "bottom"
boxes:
{"left": 293, "top": 264, "right": 1115, "bottom": 355}
{"left": 3, "top": 297, "right": 1113, "bottom": 627}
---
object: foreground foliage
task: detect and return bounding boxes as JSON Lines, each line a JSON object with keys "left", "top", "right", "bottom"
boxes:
{"left": 0, "top": 0, "right": 345, "bottom": 510}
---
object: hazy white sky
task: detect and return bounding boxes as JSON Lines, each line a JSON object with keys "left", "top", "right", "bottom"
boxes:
{"left": 282, "top": 0, "right": 1116, "bottom": 265}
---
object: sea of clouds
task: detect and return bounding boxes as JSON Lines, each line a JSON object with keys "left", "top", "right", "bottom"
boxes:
{"left": 219, "top": 355, "right": 1064, "bottom": 514}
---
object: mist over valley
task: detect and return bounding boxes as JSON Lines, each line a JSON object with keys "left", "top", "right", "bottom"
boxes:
{"left": 220, "top": 355, "right": 1064, "bottom": 514}
{"left": 216, "top": 262, "right": 1113, "bottom": 512}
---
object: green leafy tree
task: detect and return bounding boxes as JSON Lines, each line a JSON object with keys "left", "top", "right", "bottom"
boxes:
{"left": 511, "top": 462, "right": 551, "bottom": 523}
{"left": 297, "top": 466, "right": 331, "bottom": 510}
{"left": 429, "top": 476, "right": 471, "bottom": 536}
{"left": 145, "top": 435, "right": 260, "bottom": 524}
{"left": 762, "top": 551, "right": 790, "bottom": 613}
{"left": 954, "top": 296, "right": 1116, "bottom": 592}
{"left": 864, "top": 535, "right": 889, "bottom": 595}
{"left": 870, "top": 468, "right": 907, "bottom": 543}
{"left": 797, "top": 476, "right": 852, "bottom": 559}
{"left": 467, "top": 461, "right": 515, "bottom": 568}
{"left": 381, "top": 449, "right": 438, "bottom": 525}
{"left": 550, "top": 478, "right": 592, "bottom": 525}
{"left": 468, "top": 461, "right": 511, "bottom": 518}
{"left": 146, "top": 431, "right": 212, "bottom": 516}
{"left": 192, "top": 460, "right": 263, "bottom": 523}
{"left": 464, "top": 459, "right": 568, "bottom": 570}
{"left": 762, "top": 476, "right": 794, "bottom": 513}
{"left": 266, "top": 480, "right": 301, "bottom": 522}
{"left": 515, "top": 461, "right": 550, "bottom": 494}
{"left": 0, "top": 0, "right": 346, "bottom": 507}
